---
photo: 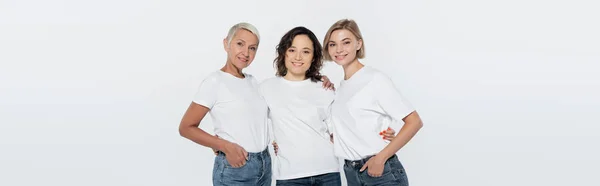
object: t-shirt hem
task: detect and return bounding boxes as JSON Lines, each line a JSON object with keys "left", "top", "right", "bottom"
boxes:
{"left": 191, "top": 100, "right": 212, "bottom": 109}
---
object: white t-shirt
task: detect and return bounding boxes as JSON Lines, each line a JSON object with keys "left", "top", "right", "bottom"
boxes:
{"left": 259, "top": 77, "right": 339, "bottom": 180}
{"left": 193, "top": 70, "right": 269, "bottom": 153}
{"left": 330, "top": 66, "right": 415, "bottom": 161}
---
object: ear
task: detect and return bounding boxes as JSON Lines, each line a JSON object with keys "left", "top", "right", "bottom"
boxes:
{"left": 356, "top": 39, "right": 363, "bottom": 51}
{"left": 223, "top": 38, "right": 229, "bottom": 52}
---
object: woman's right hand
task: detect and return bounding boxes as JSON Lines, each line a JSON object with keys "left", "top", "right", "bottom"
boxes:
{"left": 222, "top": 142, "right": 249, "bottom": 168}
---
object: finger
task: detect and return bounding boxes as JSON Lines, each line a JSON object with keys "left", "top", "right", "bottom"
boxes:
{"left": 243, "top": 150, "right": 249, "bottom": 160}
{"left": 369, "top": 171, "right": 379, "bottom": 177}
{"left": 385, "top": 132, "right": 394, "bottom": 138}
{"left": 386, "top": 128, "right": 395, "bottom": 134}
{"left": 360, "top": 164, "right": 367, "bottom": 172}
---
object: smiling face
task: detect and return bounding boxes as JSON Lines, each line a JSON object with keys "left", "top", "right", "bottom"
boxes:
{"left": 284, "top": 34, "right": 314, "bottom": 78}
{"left": 223, "top": 29, "right": 259, "bottom": 70}
{"left": 327, "top": 29, "right": 363, "bottom": 67}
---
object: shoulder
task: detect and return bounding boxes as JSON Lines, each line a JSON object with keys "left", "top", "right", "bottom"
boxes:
{"left": 309, "top": 81, "right": 336, "bottom": 99}
{"left": 258, "top": 77, "right": 280, "bottom": 89}
{"left": 364, "top": 67, "right": 395, "bottom": 87}
{"left": 242, "top": 72, "right": 262, "bottom": 85}
{"left": 200, "top": 71, "right": 224, "bottom": 85}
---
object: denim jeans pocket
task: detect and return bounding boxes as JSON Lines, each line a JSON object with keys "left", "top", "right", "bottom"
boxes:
{"left": 388, "top": 158, "right": 408, "bottom": 185}
{"left": 360, "top": 162, "right": 398, "bottom": 184}
{"left": 222, "top": 158, "right": 248, "bottom": 169}
{"left": 221, "top": 157, "right": 260, "bottom": 183}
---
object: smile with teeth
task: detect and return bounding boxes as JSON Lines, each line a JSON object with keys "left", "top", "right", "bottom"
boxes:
{"left": 335, "top": 54, "right": 347, "bottom": 60}
{"left": 291, "top": 62, "right": 304, "bottom": 67}
{"left": 238, "top": 56, "right": 248, "bottom": 63}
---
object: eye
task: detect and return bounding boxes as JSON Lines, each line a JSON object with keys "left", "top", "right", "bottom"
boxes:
{"left": 343, "top": 41, "right": 351, "bottom": 45}
{"left": 288, "top": 49, "right": 295, "bottom": 53}
{"left": 303, "top": 51, "right": 310, "bottom": 54}
{"left": 237, "top": 42, "right": 243, "bottom": 46}
{"left": 328, "top": 43, "right": 335, "bottom": 47}
{"left": 250, "top": 47, "right": 257, "bottom": 51}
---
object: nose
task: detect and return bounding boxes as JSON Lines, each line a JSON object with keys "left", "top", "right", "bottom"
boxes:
{"left": 294, "top": 51, "right": 302, "bottom": 60}
{"left": 242, "top": 47, "right": 249, "bottom": 57}
{"left": 335, "top": 45, "right": 343, "bottom": 53}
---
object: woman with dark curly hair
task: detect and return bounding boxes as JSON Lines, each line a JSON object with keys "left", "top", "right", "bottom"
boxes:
{"left": 259, "top": 26, "right": 396, "bottom": 186}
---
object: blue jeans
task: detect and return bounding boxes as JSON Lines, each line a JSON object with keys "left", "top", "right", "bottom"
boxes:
{"left": 276, "top": 172, "right": 341, "bottom": 186}
{"left": 343, "top": 154, "right": 408, "bottom": 186}
{"left": 212, "top": 148, "right": 272, "bottom": 186}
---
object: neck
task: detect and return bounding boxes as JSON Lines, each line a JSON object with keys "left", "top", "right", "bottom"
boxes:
{"left": 342, "top": 58, "right": 364, "bottom": 80}
{"left": 221, "top": 61, "right": 244, "bottom": 78}
{"left": 283, "top": 72, "right": 306, "bottom": 81}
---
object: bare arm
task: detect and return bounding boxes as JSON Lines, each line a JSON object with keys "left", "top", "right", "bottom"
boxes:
{"left": 377, "top": 111, "right": 423, "bottom": 159}
{"left": 178, "top": 102, "right": 227, "bottom": 151}
{"left": 178, "top": 102, "right": 248, "bottom": 168}
{"left": 360, "top": 111, "right": 422, "bottom": 176}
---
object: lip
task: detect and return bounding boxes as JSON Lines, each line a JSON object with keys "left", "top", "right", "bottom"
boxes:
{"left": 291, "top": 62, "right": 304, "bottom": 67}
{"left": 335, "top": 54, "right": 347, "bottom": 61}
{"left": 238, "top": 56, "right": 249, "bottom": 63}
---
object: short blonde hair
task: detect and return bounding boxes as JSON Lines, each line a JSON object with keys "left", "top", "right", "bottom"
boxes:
{"left": 322, "top": 19, "right": 365, "bottom": 61}
{"left": 226, "top": 22, "right": 260, "bottom": 46}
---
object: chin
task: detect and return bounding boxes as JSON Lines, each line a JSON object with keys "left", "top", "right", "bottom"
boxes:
{"left": 334, "top": 60, "right": 349, "bottom": 66}
{"left": 289, "top": 70, "right": 306, "bottom": 76}
{"left": 234, "top": 62, "right": 249, "bottom": 69}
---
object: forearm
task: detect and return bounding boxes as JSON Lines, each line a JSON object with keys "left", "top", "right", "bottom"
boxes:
{"left": 378, "top": 120, "right": 423, "bottom": 159}
{"left": 179, "top": 126, "right": 229, "bottom": 152}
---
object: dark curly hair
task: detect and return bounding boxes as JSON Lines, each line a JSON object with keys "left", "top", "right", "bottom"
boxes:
{"left": 274, "top": 26, "right": 323, "bottom": 82}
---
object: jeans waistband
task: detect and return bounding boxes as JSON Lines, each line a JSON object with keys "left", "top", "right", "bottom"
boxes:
{"left": 218, "top": 148, "right": 269, "bottom": 158}
{"left": 344, "top": 154, "right": 398, "bottom": 168}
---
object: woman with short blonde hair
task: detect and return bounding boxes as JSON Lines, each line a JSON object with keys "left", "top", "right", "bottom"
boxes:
{"left": 323, "top": 19, "right": 424, "bottom": 186}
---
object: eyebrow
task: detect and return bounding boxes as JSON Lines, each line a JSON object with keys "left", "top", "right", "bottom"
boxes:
{"left": 329, "top": 38, "right": 352, "bottom": 43}
{"left": 237, "top": 39, "right": 258, "bottom": 47}
{"left": 289, "top": 46, "right": 312, "bottom": 50}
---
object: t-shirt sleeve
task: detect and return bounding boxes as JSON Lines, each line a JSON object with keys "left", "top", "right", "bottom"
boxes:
{"left": 192, "top": 76, "right": 219, "bottom": 109}
{"left": 375, "top": 74, "right": 415, "bottom": 122}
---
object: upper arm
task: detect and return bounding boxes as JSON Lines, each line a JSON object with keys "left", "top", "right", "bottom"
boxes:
{"left": 180, "top": 75, "right": 219, "bottom": 128}
{"left": 179, "top": 102, "right": 210, "bottom": 128}
{"left": 402, "top": 110, "right": 423, "bottom": 126}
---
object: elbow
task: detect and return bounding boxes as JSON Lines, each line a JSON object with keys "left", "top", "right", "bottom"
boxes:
{"left": 409, "top": 118, "right": 423, "bottom": 130}
{"left": 417, "top": 120, "right": 424, "bottom": 130}
{"left": 178, "top": 125, "right": 188, "bottom": 138}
